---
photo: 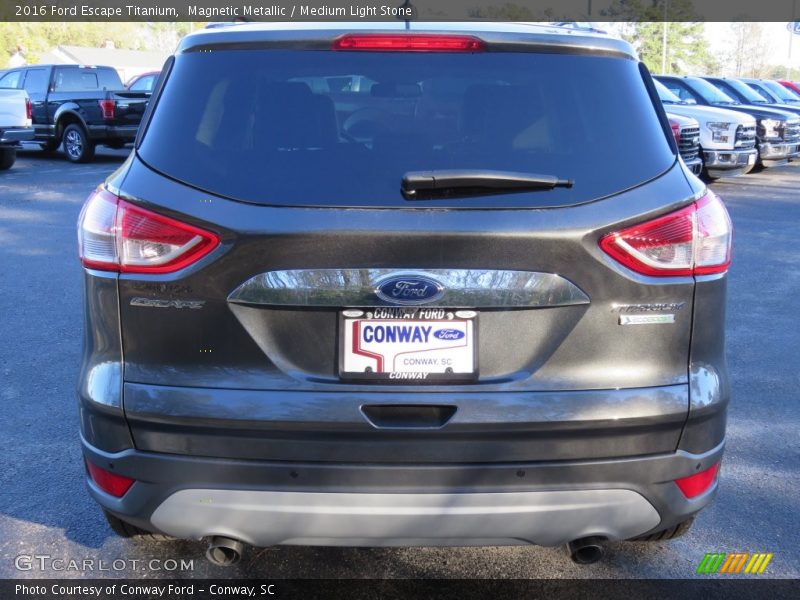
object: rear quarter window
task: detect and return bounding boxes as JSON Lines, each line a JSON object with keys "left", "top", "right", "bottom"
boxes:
{"left": 139, "top": 48, "right": 674, "bottom": 208}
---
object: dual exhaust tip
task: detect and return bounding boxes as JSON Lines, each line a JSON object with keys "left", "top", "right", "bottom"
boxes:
{"left": 204, "top": 535, "right": 605, "bottom": 567}
{"left": 566, "top": 536, "right": 606, "bottom": 565}
{"left": 206, "top": 536, "right": 244, "bottom": 567}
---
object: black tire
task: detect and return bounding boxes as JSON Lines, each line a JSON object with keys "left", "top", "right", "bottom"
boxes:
{"left": 630, "top": 517, "right": 695, "bottom": 542}
{"left": 62, "top": 123, "right": 95, "bottom": 163}
{"left": 0, "top": 147, "right": 16, "bottom": 170}
{"left": 102, "top": 509, "right": 173, "bottom": 542}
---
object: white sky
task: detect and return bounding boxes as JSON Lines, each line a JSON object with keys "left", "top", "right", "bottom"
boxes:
{"left": 705, "top": 22, "right": 800, "bottom": 66}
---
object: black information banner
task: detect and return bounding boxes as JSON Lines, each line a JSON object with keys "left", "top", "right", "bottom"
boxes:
{"left": 1, "top": 0, "right": 800, "bottom": 22}
{"left": 2, "top": 579, "right": 799, "bottom": 600}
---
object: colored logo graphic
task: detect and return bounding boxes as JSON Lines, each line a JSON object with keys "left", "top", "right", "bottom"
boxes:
{"left": 696, "top": 552, "right": 773, "bottom": 575}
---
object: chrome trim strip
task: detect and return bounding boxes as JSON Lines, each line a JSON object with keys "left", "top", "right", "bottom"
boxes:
{"left": 227, "top": 269, "right": 589, "bottom": 308}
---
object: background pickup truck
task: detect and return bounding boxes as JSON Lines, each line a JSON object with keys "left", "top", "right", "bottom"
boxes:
{"left": 0, "top": 88, "right": 34, "bottom": 170}
{"left": 654, "top": 79, "right": 758, "bottom": 179}
{"left": 0, "top": 64, "right": 150, "bottom": 163}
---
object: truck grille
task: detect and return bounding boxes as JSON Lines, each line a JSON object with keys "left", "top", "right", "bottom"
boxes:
{"left": 678, "top": 126, "right": 700, "bottom": 161}
{"left": 782, "top": 121, "right": 800, "bottom": 143}
{"left": 735, "top": 124, "right": 756, "bottom": 149}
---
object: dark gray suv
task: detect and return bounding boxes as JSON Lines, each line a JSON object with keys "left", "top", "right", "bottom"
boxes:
{"left": 77, "top": 22, "right": 731, "bottom": 566}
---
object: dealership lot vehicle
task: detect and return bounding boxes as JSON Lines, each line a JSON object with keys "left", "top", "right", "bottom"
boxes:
{"left": 703, "top": 76, "right": 800, "bottom": 119}
{"left": 0, "top": 64, "right": 149, "bottom": 163}
{"left": 75, "top": 22, "right": 734, "bottom": 565}
{"left": 657, "top": 75, "right": 800, "bottom": 165}
{"left": 655, "top": 80, "right": 757, "bottom": 178}
{"left": 0, "top": 87, "right": 34, "bottom": 170}
{"left": 739, "top": 77, "right": 800, "bottom": 108}
{"left": 125, "top": 71, "right": 161, "bottom": 92}
{"left": 666, "top": 113, "right": 703, "bottom": 175}
{"left": 73, "top": 22, "right": 736, "bottom": 566}
{"left": 2, "top": 149, "right": 798, "bottom": 579}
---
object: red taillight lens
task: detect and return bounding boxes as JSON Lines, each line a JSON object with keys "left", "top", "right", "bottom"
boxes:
{"left": 333, "top": 34, "right": 485, "bottom": 52}
{"left": 675, "top": 463, "right": 720, "bottom": 499}
{"left": 669, "top": 120, "right": 681, "bottom": 146}
{"left": 78, "top": 188, "right": 219, "bottom": 274}
{"left": 25, "top": 97, "right": 32, "bottom": 121}
{"left": 86, "top": 460, "right": 135, "bottom": 497}
{"left": 599, "top": 191, "right": 732, "bottom": 277}
{"left": 98, "top": 98, "right": 115, "bottom": 120}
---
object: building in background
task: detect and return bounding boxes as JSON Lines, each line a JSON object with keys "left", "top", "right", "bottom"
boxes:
{"left": 35, "top": 42, "right": 168, "bottom": 83}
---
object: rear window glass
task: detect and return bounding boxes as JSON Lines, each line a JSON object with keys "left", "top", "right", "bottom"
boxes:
{"left": 53, "top": 68, "right": 122, "bottom": 91}
{"left": 139, "top": 49, "right": 674, "bottom": 208}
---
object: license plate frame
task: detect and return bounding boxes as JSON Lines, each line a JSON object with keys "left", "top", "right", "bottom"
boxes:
{"left": 338, "top": 307, "right": 478, "bottom": 383}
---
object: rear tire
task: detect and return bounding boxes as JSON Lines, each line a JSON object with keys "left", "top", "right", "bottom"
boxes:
{"left": 62, "top": 123, "right": 95, "bottom": 163}
{"left": 630, "top": 517, "right": 695, "bottom": 542}
{"left": 102, "top": 509, "right": 173, "bottom": 542}
{"left": 0, "top": 147, "right": 16, "bottom": 170}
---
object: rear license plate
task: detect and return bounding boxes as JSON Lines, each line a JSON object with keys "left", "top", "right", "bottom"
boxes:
{"left": 340, "top": 308, "right": 477, "bottom": 382}
{"left": 747, "top": 153, "right": 756, "bottom": 165}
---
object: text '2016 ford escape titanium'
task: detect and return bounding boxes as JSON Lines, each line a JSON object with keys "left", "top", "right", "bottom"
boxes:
{"left": 77, "top": 22, "right": 731, "bottom": 566}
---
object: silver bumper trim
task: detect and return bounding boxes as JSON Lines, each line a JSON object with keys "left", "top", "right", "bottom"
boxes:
{"left": 150, "top": 488, "right": 660, "bottom": 547}
{"left": 759, "top": 141, "right": 800, "bottom": 161}
{"left": 703, "top": 147, "right": 757, "bottom": 169}
{"left": 228, "top": 269, "right": 590, "bottom": 308}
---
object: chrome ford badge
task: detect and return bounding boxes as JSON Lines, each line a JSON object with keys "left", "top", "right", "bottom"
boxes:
{"left": 374, "top": 274, "right": 445, "bottom": 305}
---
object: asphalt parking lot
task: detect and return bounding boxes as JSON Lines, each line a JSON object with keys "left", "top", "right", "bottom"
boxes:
{"left": 0, "top": 146, "right": 798, "bottom": 580}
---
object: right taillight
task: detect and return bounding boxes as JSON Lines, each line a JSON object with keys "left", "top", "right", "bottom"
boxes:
{"left": 25, "top": 97, "right": 32, "bottom": 121}
{"left": 600, "top": 191, "right": 732, "bottom": 277}
{"left": 78, "top": 187, "right": 219, "bottom": 274}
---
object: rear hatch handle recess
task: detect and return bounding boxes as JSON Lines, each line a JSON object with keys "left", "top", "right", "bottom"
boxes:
{"left": 401, "top": 169, "right": 574, "bottom": 200}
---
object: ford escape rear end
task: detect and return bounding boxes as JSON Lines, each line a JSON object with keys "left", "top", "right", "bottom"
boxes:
{"left": 77, "top": 22, "right": 731, "bottom": 564}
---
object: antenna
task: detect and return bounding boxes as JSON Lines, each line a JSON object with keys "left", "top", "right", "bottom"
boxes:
{"left": 398, "top": 0, "right": 416, "bottom": 30}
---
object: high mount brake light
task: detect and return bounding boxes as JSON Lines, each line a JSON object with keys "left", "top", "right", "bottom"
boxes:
{"left": 78, "top": 188, "right": 219, "bottom": 274}
{"left": 599, "top": 191, "right": 732, "bottom": 277}
{"left": 333, "top": 34, "right": 486, "bottom": 52}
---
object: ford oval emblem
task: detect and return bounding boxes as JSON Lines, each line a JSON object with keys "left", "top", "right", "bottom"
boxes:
{"left": 375, "top": 274, "right": 445, "bottom": 305}
{"left": 433, "top": 328, "right": 465, "bottom": 341}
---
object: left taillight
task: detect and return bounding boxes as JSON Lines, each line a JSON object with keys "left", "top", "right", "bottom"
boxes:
{"left": 78, "top": 188, "right": 219, "bottom": 274}
{"left": 25, "top": 97, "right": 32, "bottom": 121}
{"left": 98, "top": 98, "right": 115, "bottom": 120}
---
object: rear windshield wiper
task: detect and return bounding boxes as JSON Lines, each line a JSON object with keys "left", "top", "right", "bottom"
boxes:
{"left": 401, "top": 170, "right": 573, "bottom": 200}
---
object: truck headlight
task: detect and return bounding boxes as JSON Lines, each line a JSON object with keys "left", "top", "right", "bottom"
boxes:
{"left": 760, "top": 118, "right": 781, "bottom": 140}
{"left": 706, "top": 122, "right": 731, "bottom": 143}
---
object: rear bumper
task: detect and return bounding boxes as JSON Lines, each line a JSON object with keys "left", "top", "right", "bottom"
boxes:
{"left": 0, "top": 126, "right": 34, "bottom": 145}
{"left": 703, "top": 147, "right": 757, "bottom": 177}
{"left": 83, "top": 436, "right": 723, "bottom": 547}
{"left": 87, "top": 124, "right": 138, "bottom": 143}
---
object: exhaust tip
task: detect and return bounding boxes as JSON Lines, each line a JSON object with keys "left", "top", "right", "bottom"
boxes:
{"left": 566, "top": 536, "right": 606, "bottom": 565}
{"left": 206, "top": 536, "right": 244, "bottom": 567}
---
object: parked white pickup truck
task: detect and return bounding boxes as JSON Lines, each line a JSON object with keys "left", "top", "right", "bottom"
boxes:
{"left": 0, "top": 88, "right": 34, "bottom": 170}
{"left": 654, "top": 79, "right": 757, "bottom": 178}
